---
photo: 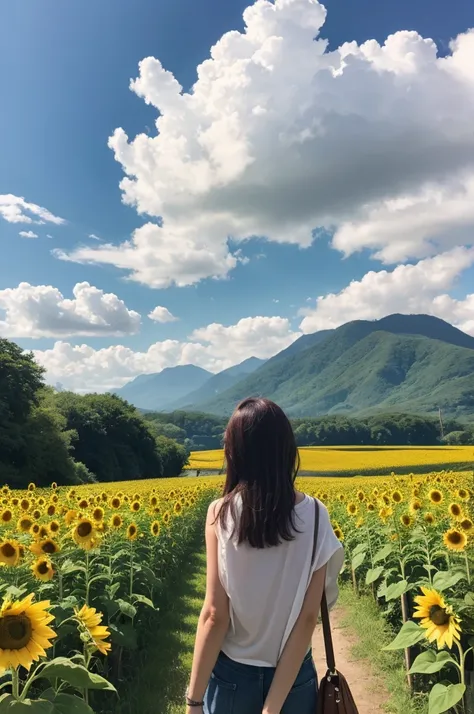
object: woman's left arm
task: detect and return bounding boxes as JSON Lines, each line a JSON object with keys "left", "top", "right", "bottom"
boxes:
{"left": 186, "top": 501, "right": 230, "bottom": 713}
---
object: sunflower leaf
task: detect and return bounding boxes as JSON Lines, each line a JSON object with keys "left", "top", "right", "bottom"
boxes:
{"left": 373, "top": 544, "right": 393, "bottom": 564}
{"left": 0, "top": 696, "right": 53, "bottom": 712}
{"left": 116, "top": 598, "right": 137, "bottom": 618}
{"left": 409, "top": 650, "right": 456, "bottom": 675}
{"left": 351, "top": 551, "right": 367, "bottom": 571}
{"left": 131, "top": 593, "right": 156, "bottom": 609}
{"left": 351, "top": 543, "right": 368, "bottom": 558}
{"left": 428, "top": 683, "right": 465, "bottom": 714}
{"left": 432, "top": 570, "right": 465, "bottom": 592}
{"left": 384, "top": 580, "right": 409, "bottom": 601}
{"left": 383, "top": 621, "right": 426, "bottom": 650}
{"left": 38, "top": 657, "right": 117, "bottom": 691}
{"left": 42, "top": 690, "right": 96, "bottom": 714}
{"left": 366, "top": 566, "right": 384, "bottom": 585}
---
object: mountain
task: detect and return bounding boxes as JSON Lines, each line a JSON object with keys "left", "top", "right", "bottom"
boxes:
{"left": 114, "top": 365, "right": 212, "bottom": 411}
{"left": 199, "top": 314, "right": 474, "bottom": 417}
{"left": 164, "top": 356, "right": 266, "bottom": 411}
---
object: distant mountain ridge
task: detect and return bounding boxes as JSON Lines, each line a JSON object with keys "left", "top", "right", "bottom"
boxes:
{"left": 199, "top": 314, "right": 474, "bottom": 417}
{"left": 115, "top": 364, "right": 212, "bottom": 411}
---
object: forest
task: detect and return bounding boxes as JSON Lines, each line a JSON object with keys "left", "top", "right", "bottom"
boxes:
{"left": 0, "top": 339, "right": 187, "bottom": 488}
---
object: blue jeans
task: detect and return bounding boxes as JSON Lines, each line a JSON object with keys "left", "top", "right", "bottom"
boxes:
{"left": 204, "top": 650, "right": 317, "bottom": 714}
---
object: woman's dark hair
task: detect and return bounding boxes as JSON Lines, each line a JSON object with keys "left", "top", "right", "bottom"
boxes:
{"left": 216, "top": 397, "right": 300, "bottom": 548}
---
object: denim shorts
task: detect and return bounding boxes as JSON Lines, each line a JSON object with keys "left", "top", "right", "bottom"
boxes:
{"left": 204, "top": 650, "right": 317, "bottom": 714}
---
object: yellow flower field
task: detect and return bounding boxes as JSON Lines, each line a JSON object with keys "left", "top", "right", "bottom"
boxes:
{"left": 187, "top": 445, "right": 474, "bottom": 475}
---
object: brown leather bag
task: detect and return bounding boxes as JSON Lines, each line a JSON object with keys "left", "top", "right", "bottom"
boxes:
{"left": 311, "top": 498, "right": 359, "bottom": 714}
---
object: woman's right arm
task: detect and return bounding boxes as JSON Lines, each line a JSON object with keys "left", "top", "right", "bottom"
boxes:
{"left": 262, "top": 564, "right": 327, "bottom": 714}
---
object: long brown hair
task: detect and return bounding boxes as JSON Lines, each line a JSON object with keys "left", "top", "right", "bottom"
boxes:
{"left": 216, "top": 397, "right": 300, "bottom": 548}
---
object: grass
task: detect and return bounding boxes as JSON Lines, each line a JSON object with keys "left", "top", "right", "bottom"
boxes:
{"left": 116, "top": 543, "right": 207, "bottom": 714}
{"left": 338, "top": 585, "right": 428, "bottom": 714}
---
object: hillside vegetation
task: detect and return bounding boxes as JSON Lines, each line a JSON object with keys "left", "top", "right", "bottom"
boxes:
{"left": 200, "top": 315, "right": 474, "bottom": 417}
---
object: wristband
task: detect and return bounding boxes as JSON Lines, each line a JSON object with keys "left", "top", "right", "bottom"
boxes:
{"left": 185, "top": 694, "right": 204, "bottom": 707}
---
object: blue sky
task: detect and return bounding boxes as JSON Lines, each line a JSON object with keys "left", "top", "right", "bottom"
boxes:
{"left": 1, "top": 0, "right": 474, "bottom": 390}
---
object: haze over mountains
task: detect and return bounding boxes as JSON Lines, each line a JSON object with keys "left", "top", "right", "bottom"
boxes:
{"left": 114, "top": 315, "right": 474, "bottom": 418}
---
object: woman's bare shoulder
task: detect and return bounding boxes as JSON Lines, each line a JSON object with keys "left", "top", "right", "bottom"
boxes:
{"left": 207, "top": 497, "right": 225, "bottom": 523}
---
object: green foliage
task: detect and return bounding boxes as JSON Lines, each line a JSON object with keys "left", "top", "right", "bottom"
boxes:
{"left": 0, "top": 339, "right": 188, "bottom": 487}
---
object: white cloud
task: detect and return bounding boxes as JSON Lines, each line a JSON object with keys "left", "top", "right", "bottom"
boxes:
{"left": 33, "top": 315, "right": 300, "bottom": 391}
{"left": 19, "top": 231, "right": 38, "bottom": 239}
{"left": 0, "top": 194, "right": 65, "bottom": 225}
{"left": 148, "top": 305, "right": 178, "bottom": 323}
{"left": 46, "top": 234, "right": 53, "bottom": 239}
{"left": 0, "top": 281, "right": 141, "bottom": 338}
{"left": 89, "top": 234, "right": 102, "bottom": 241}
{"left": 55, "top": 1, "right": 474, "bottom": 285}
{"left": 299, "top": 247, "right": 474, "bottom": 334}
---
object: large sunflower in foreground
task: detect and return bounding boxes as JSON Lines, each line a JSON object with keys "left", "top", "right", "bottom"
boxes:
{"left": 443, "top": 528, "right": 468, "bottom": 552}
{"left": 413, "top": 587, "right": 461, "bottom": 649}
{"left": 0, "top": 593, "right": 56, "bottom": 670}
{"left": 74, "top": 604, "right": 111, "bottom": 655}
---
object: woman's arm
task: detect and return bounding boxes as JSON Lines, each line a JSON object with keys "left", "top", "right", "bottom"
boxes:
{"left": 186, "top": 501, "right": 230, "bottom": 713}
{"left": 263, "top": 564, "right": 327, "bottom": 714}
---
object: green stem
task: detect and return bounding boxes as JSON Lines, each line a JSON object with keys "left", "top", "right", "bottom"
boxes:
{"left": 85, "top": 551, "right": 90, "bottom": 605}
{"left": 11, "top": 670, "right": 19, "bottom": 700}
{"left": 129, "top": 544, "right": 134, "bottom": 598}
{"left": 465, "top": 551, "right": 471, "bottom": 586}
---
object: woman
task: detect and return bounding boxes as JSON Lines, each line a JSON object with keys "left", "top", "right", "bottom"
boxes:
{"left": 186, "top": 397, "right": 344, "bottom": 714}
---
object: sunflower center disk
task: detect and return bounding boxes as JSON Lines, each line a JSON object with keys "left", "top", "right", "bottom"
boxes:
{"left": 429, "top": 605, "right": 450, "bottom": 626}
{"left": 1, "top": 544, "right": 15, "bottom": 558}
{"left": 0, "top": 615, "right": 32, "bottom": 650}
{"left": 77, "top": 523, "right": 92, "bottom": 537}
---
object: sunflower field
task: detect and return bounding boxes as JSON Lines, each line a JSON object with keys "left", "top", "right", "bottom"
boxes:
{"left": 187, "top": 445, "right": 474, "bottom": 476}
{"left": 297, "top": 470, "right": 474, "bottom": 714}
{"left": 0, "top": 477, "right": 219, "bottom": 713}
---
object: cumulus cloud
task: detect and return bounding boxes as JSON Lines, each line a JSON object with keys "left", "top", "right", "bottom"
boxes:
{"left": 0, "top": 194, "right": 65, "bottom": 225}
{"left": 33, "top": 316, "right": 300, "bottom": 391}
{"left": 148, "top": 305, "right": 178, "bottom": 323}
{"left": 19, "top": 231, "right": 38, "bottom": 239}
{"left": 299, "top": 247, "right": 474, "bottom": 334}
{"left": 0, "top": 282, "right": 141, "bottom": 338}
{"left": 89, "top": 234, "right": 103, "bottom": 241}
{"left": 55, "top": 0, "right": 474, "bottom": 285}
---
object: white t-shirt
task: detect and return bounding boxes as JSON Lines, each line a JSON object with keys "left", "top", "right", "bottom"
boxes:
{"left": 215, "top": 494, "right": 344, "bottom": 667}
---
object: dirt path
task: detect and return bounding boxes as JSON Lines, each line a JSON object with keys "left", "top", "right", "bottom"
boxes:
{"left": 312, "top": 606, "right": 389, "bottom": 714}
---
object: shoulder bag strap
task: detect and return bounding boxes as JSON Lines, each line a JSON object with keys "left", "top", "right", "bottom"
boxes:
{"left": 312, "top": 497, "right": 337, "bottom": 673}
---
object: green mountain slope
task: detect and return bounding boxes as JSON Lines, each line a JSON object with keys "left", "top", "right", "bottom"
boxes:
{"left": 200, "top": 315, "right": 474, "bottom": 417}
{"left": 115, "top": 365, "right": 211, "bottom": 411}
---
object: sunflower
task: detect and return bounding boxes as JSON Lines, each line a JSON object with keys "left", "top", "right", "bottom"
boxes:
{"left": 30, "top": 523, "right": 41, "bottom": 537}
{"left": 366, "top": 502, "right": 375, "bottom": 512}
{"left": 413, "top": 587, "right": 461, "bottom": 649}
{"left": 110, "top": 514, "right": 123, "bottom": 529}
{"left": 65, "top": 509, "right": 78, "bottom": 526}
{"left": 31, "top": 558, "right": 55, "bottom": 582}
{"left": 460, "top": 518, "right": 473, "bottom": 533}
{"left": 74, "top": 604, "right": 111, "bottom": 655}
{"left": 127, "top": 523, "right": 138, "bottom": 541}
{"left": 38, "top": 526, "right": 50, "bottom": 540}
{"left": 174, "top": 501, "right": 183, "bottom": 516}
{"left": 333, "top": 526, "right": 344, "bottom": 541}
{"left": 1, "top": 509, "right": 13, "bottom": 524}
{"left": 410, "top": 499, "right": 422, "bottom": 514}
{"left": 131, "top": 501, "right": 141, "bottom": 513}
{"left": 0, "top": 540, "right": 21, "bottom": 566}
{"left": 392, "top": 491, "right": 403, "bottom": 504}
{"left": 347, "top": 502, "right": 358, "bottom": 516}
{"left": 20, "top": 498, "right": 30, "bottom": 511}
{"left": 32, "top": 509, "right": 41, "bottom": 521}
{"left": 357, "top": 490, "right": 365, "bottom": 502}
{"left": 163, "top": 511, "right": 171, "bottom": 526}
{"left": 72, "top": 518, "right": 96, "bottom": 549}
{"left": 150, "top": 520, "right": 160, "bottom": 537}
{"left": 30, "top": 539, "right": 60, "bottom": 556}
{"left": 46, "top": 504, "right": 56, "bottom": 517}
{"left": 400, "top": 514, "right": 413, "bottom": 527}
{"left": 448, "top": 503, "right": 463, "bottom": 520}
{"left": 92, "top": 507, "right": 104, "bottom": 522}
{"left": 424, "top": 512, "right": 435, "bottom": 525}
{"left": 379, "top": 506, "right": 393, "bottom": 522}
{"left": 37, "top": 498, "right": 46, "bottom": 507}
{"left": 150, "top": 496, "right": 158, "bottom": 508}
{"left": 18, "top": 516, "right": 34, "bottom": 533}
{"left": 110, "top": 496, "right": 121, "bottom": 509}
{"left": 78, "top": 499, "right": 88, "bottom": 510}
{"left": 49, "top": 520, "right": 60, "bottom": 535}
{"left": 443, "top": 528, "right": 468, "bottom": 552}
{"left": 457, "top": 488, "right": 470, "bottom": 501}
{"left": 27, "top": 483, "right": 35, "bottom": 492}
{"left": 0, "top": 593, "right": 56, "bottom": 670}
{"left": 429, "top": 489, "right": 443, "bottom": 505}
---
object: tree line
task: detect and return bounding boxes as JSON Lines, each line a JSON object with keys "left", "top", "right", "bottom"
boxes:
{"left": 144, "top": 409, "right": 472, "bottom": 448}
{"left": 0, "top": 339, "right": 187, "bottom": 488}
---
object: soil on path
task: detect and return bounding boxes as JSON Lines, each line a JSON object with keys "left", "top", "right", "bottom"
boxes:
{"left": 312, "top": 605, "right": 389, "bottom": 714}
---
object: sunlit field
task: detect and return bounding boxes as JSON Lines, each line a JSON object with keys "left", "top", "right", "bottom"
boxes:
{"left": 187, "top": 445, "right": 474, "bottom": 475}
